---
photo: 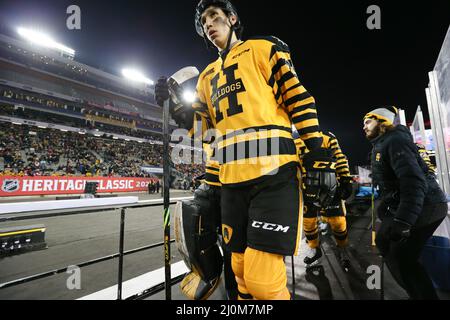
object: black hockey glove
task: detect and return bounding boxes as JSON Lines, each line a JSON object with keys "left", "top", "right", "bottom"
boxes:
{"left": 389, "top": 218, "right": 411, "bottom": 242}
{"left": 154, "top": 77, "right": 194, "bottom": 129}
{"left": 154, "top": 77, "right": 170, "bottom": 105}
{"left": 302, "top": 148, "right": 338, "bottom": 208}
{"left": 337, "top": 176, "right": 353, "bottom": 200}
{"left": 193, "top": 183, "right": 221, "bottom": 233}
{"left": 169, "top": 100, "right": 195, "bottom": 130}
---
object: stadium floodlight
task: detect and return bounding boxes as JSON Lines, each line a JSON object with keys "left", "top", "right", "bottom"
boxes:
{"left": 17, "top": 27, "right": 75, "bottom": 56}
{"left": 121, "top": 68, "right": 154, "bottom": 85}
{"left": 182, "top": 90, "right": 196, "bottom": 103}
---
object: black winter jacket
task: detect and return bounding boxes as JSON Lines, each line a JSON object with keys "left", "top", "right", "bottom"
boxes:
{"left": 370, "top": 125, "right": 447, "bottom": 226}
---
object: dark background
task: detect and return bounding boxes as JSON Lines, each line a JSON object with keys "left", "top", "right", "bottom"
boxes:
{"left": 0, "top": 0, "right": 449, "bottom": 168}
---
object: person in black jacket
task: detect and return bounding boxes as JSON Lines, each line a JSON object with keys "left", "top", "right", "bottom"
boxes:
{"left": 363, "top": 106, "right": 448, "bottom": 300}
{"left": 156, "top": 179, "right": 161, "bottom": 194}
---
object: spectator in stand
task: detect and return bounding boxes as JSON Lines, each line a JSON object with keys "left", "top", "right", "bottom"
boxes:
{"left": 0, "top": 121, "right": 204, "bottom": 184}
{"left": 148, "top": 181, "right": 153, "bottom": 194}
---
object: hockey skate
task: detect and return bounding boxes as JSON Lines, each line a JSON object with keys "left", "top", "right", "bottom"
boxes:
{"left": 338, "top": 247, "right": 351, "bottom": 272}
{"left": 304, "top": 246, "right": 322, "bottom": 267}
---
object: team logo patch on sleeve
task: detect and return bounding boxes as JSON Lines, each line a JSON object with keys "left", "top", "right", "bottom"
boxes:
{"left": 2, "top": 179, "right": 19, "bottom": 192}
{"left": 375, "top": 153, "right": 381, "bottom": 162}
{"left": 222, "top": 224, "right": 233, "bottom": 244}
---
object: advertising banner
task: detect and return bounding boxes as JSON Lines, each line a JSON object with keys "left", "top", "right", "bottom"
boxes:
{"left": 0, "top": 176, "right": 155, "bottom": 197}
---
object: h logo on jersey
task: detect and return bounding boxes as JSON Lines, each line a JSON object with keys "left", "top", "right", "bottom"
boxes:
{"left": 2, "top": 179, "right": 19, "bottom": 192}
{"left": 210, "top": 63, "right": 246, "bottom": 123}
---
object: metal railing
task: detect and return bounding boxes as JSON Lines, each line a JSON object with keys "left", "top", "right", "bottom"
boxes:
{"left": 0, "top": 197, "right": 192, "bottom": 300}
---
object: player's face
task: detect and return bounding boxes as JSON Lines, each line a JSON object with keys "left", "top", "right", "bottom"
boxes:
{"left": 363, "top": 118, "right": 380, "bottom": 139}
{"left": 201, "top": 7, "right": 236, "bottom": 50}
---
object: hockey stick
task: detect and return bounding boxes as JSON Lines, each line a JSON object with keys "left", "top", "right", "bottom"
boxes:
{"left": 158, "top": 67, "right": 199, "bottom": 300}
{"left": 380, "top": 256, "right": 384, "bottom": 300}
{"left": 291, "top": 256, "right": 296, "bottom": 299}
{"left": 371, "top": 183, "right": 376, "bottom": 246}
{"left": 162, "top": 96, "right": 171, "bottom": 300}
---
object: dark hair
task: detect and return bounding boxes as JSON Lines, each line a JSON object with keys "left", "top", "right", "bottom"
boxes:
{"left": 379, "top": 122, "right": 395, "bottom": 135}
{"left": 221, "top": 7, "right": 244, "bottom": 39}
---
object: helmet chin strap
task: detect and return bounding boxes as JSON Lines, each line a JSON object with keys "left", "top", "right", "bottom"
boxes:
{"left": 225, "top": 17, "right": 235, "bottom": 51}
{"left": 219, "top": 17, "right": 236, "bottom": 64}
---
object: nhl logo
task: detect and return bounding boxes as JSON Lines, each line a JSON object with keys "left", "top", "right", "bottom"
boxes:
{"left": 2, "top": 179, "right": 19, "bottom": 192}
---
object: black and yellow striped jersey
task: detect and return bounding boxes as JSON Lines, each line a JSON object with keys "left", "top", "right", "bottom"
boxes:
{"left": 203, "top": 142, "right": 221, "bottom": 187}
{"left": 192, "top": 115, "right": 221, "bottom": 187}
{"left": 416, "top": 143, "right": 436, "bottom": 175}
{"left": 295, "top": 131, "right": 351, "bottom": 180}
{"left": 192, "top": 36, "right": 323, "bottom": 186}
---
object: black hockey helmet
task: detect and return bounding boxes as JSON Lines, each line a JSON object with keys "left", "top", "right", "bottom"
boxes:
{"left": 194, "top": 0, "right": 243, "bottom": 39}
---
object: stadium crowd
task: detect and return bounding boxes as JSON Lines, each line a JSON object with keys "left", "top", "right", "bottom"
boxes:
{"left": 0, "top": 102, "right": 165, "bottom": 142}
{"left": 1, "top": 87, "right": 168, "bottom": 135}
{"left": 0, "top": 121, "right": 204, "bottom": 182}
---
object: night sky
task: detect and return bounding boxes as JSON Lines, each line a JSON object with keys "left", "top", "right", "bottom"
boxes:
{"left": 0, "top": 0, "right": 449, "bottom": 168}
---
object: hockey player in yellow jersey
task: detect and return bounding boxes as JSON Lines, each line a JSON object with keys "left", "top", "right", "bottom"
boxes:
{"left": 416, "top": 143, "right": 436, "bottom": 175}
{"left": 295, "top": 131, "right": 353, "bottom": 270}
{"left": 156, "top": 0, "right": 325, "bottom": 300}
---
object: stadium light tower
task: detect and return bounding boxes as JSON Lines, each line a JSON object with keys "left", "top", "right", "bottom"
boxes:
{"left": 121, "top": 68, "right": 154, "bottom": 85}
{"left": 17, "top": 27, "right": 75, "bottom": 58}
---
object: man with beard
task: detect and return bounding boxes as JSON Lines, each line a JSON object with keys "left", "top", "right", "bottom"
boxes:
{"left": 363, "top": 106, "right": 448, "bottom": 299}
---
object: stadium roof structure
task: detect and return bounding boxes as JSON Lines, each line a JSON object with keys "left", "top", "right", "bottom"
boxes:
{"left": 0, "top": 33, "right": 159, "bottom": 113}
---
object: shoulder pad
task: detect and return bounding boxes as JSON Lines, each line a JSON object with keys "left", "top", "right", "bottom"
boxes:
{"left": 247, "top": 35, "right": 290, "bottom": 52}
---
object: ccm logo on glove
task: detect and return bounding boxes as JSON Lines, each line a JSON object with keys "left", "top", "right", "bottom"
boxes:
{"left": 312, "top": 161, "right": 336, "bottom": 170}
